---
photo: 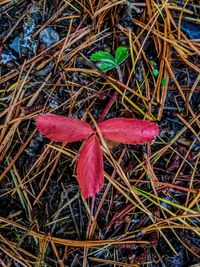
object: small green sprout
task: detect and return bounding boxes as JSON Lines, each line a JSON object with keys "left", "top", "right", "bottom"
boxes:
{"left": 161, "top": 77, "right": 166, "bottom": 86}
{"left": 152, "top": 68, "right": 167, "bottom": 86}
{"left": 152, "top": 68, "right": 159, "bottom": 77}
{"left": 90, "top": 46, "right": 128, "bottom": 72}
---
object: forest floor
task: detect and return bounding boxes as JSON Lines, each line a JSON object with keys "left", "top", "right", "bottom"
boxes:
{"left": 0, "top": 0, "right": 200, "bottom": 266}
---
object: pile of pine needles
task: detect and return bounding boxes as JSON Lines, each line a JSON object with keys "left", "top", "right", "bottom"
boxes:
{"left": 0, "top": 0, "right": 200, "bottom": 266}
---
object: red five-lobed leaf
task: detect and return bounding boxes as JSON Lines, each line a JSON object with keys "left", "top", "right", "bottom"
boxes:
{"left": 36, "top": 114, "right": 94, "bottom": 142}
{"left": 77, "top": 134, "right": 104, "bottom": 198}
{"left": 98, "top": 118, "right": 159, "bottom": 144}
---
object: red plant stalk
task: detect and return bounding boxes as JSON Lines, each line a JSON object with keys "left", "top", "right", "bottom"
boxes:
{"left": 98, "top": 66, "right": 123, "bottom": 123}
{"left": 36, "top": 114, "right": 159, "bottom": 198}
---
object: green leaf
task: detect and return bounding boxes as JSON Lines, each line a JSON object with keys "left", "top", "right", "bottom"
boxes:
{"left": 96, "top": 62, "right": 116, "bottom": 72}
{"left": 161, "top": 77, "right": 166, "bottom": 86}
{"left": 90, "top": 51, "right": 116, "bottom": 65}
{"left": 115, "top": 46, "right": 128, "bottom": 66}
{"left": 152, "top": 68, "right": 159, "bottom": 77}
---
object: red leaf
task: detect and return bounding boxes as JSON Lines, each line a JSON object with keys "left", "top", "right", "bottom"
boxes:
{"left": 36, "top": 114, "right": 94, "bottom": 142}
{"left": 98, "top": 118, "right": 159, "bottom": 144}
{"left": 77, "top": 134, "right": 104, "bottom": 198}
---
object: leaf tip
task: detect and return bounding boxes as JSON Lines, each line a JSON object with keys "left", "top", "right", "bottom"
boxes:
{"left": 35, "top": 114, "right": 47, "bottom": 134}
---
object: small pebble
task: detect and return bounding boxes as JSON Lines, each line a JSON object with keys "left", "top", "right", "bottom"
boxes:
{"left": 39, "top": 27, "right": 59, "bottom": 47}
